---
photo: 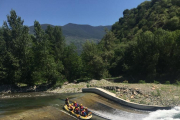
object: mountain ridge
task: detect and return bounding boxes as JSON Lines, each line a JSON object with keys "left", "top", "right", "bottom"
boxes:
{"left": 29, "top": 23, "right": 111, "bottom": 39}
{"left": 29, "top": 23, "right": 111, "bottom": 54}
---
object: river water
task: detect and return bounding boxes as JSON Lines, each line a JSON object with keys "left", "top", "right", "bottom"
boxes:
{"left": 0, "top": 92, "right": 179, "bottom": 120}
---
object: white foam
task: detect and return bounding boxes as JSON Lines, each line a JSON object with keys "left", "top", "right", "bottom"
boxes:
{"left": 91, "top": 107, "right": 180, "bottom": 120}
{"left": 91, "top": 109, "right": 147, "bottom": 120}
{"left": 143, "top": 107, "right": 180, "bottom": 120}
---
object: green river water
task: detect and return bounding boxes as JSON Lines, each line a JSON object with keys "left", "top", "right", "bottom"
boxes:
{"left": 0, "top": 92, "right": 157, "bottom": 120}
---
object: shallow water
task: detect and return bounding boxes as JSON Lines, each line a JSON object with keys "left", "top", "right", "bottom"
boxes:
{"left": 0, "top": 92, "right": 179, "bottom": 120}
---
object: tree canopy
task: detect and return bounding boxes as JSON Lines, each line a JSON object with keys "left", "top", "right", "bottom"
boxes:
{"left": 1, "top": 0, "right": 180, "bottom": 85}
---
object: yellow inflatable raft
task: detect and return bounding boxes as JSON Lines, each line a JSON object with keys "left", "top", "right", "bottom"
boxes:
{"left": 64, "top": 104, "right": 92, "bottom": 119}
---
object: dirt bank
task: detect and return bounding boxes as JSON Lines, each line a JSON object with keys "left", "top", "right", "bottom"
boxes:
{"left": 0, "top": 79, "right": 179, "bottom": 107}
{"left": 48, "top": 79, "right": 180, "bottom": 107}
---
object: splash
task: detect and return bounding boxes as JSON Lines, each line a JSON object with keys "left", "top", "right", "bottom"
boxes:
{"left": 143, "top": 107, "right": 180, "bottom": 120}
{"left": 91, "top": 109, "right": 147, "bottom": 120}
{"left": 91, "top": 107, "right": 180, "bottom": 120}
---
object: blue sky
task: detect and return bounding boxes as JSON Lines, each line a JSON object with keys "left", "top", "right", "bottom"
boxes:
{"left": 0, "top": 0, "right": 147, "bottom": 26}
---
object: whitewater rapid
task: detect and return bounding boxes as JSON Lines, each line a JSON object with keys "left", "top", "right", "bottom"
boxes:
{"left": 91, "top": 107, "right": 180, "bottom": 120}
{"left": 143, "top": 106, "right": 180, "bottom": 120}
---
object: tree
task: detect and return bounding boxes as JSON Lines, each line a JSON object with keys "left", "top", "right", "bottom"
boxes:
{"left": 81, "top": 41, "right": 107, "bottom": 79}
{"left": 33, "top": 21, "right": 64, "bottom": 85}
{"left": 2, "top": 10, "right": 27, "bottom": 84}
{"left": 62, "top": 44, "right": 83, "bottom": 81}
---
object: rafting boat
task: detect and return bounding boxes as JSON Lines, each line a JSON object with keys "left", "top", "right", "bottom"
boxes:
{"left": 64, "top": 104, "right": 92, "bottom": 119}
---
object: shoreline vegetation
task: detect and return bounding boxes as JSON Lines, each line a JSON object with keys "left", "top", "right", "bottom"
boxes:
{"left": 1, "top": 79, "right": 180, "bottom": 107}
{"left": 1, "top": 0, "right": 180, "bottom": 90}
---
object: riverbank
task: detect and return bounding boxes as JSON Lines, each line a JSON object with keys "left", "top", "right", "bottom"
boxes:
{"left": 48, "top": 79, "right": 180, "bottom": 107}
{"left": 0, "top": 79, "right": 180, "bottom": 107}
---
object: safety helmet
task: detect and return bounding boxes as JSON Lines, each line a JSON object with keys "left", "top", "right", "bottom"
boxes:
{"left": 80, "top": 104, "right": 82, "bottom": 106}
{"left": 71, "top": 103, "right": 74, "bottom": 105}
{"left": 74, "top": 101, "right": 76, "bottom": 103}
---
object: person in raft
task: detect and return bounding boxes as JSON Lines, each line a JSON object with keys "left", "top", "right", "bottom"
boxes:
{"left": 80, "top": 104, "right": 84, "bottom": 111}
{"left": 85, "top": 107, "right": 89, "bottom": 114}
{"left": 75, "top": 107, "right": 80, "bottom": 114}
{"left": 73, "top": 101, "right": 78, "bottom": 107}
{"left": 65, "top": 98, "right": 69, "bottom": 106}
{"left": 69, "top": 103, "right": 74, "bottom": 111}
{"left": 81, "top": 109, "right": 87, "bottom": 116}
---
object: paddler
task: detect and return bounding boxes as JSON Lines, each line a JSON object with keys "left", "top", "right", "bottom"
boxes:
{"left": 65, "top": 98, "right": 69, "bottom": 106}
{"left": 69, "top": 103, "right": 74, "bottom": 111}
{"left": 81, "top": 109, "right": 87, "bottom": 117}
{"left": 75, "top": 107, "right": 80, "bottom": 114}
{"left": 85, "top": 107, "right": 89, "bottom": 114}
{"left": 74, "top": 101, "right": 78, "bottom": 107}
{"left": 80, "top": 104, "right": 84, "bottom": 111}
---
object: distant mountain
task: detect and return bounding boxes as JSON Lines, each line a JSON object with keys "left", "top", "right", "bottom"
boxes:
{"left": 29, "top": 23, "right": 111, "bottom": 54}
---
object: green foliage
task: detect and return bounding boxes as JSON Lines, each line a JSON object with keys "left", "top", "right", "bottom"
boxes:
{"left": 139, "top": 80, "right": 146, "bottom": 84}
{"left": 2, "top": 0, "right": 180, "bottom": 86}
{"left": 165, "top": 81, "right": 170, "bottom": 84}
{"left": 62, "top": 44, "right": 83, "bottom": 82}
{"left": 174, "top": 80, "right": 180, "bottom": 85}
{"left": 154, "top": 80, "right": 160, "bottom": 84}
{"left": 123, "top": 80, "right": 128, "bottom": 83}
{"left": 99, "top": 0, "right": 180, "bottom": 84}
{"left": 0, "top": 10, "right": 83, "bottom": 85}
{"left": 81, "top": 41, "right": 107, "bottom": 79}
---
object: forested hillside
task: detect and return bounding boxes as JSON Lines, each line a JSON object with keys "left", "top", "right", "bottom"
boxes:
{"left": 29, "top": 23, "right": 111, "bottom": 54}
{"left": 82, "top": 0, "right": 180, "bottom": 83}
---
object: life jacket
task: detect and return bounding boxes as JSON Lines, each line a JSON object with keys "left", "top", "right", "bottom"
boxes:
{"left": 81, "top": 110, "right": 86, "bottom": 116}
{"left": 81, "top": 111, "right": 85, "bottom": 116}
{"left": 69, "top": 105, "right": 74, "bottom": 110}
{"left": 80, "top": 106, "right": 84, "bottom": 109}
{"left": 74, "top": 103, "right": 77, "bottom": 107}
{"left": 75, "top": 107, "right": 79, "bottom": 113}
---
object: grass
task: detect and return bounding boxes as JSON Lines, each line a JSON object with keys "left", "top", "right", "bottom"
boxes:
{"left": 17, "top": 83, "right": 27, "bottom": 87}
{"left": 151, "top": 90, "right": 161, "bottom": 97}
{"left": 107, "top": 89, "right": 116, "bottom": 94}
{"left": 139, "top": 100, "right": 146, "bottom": 104}
{"left": 138, "top": 80, "right": 146, "bottom": 84}
{"left": 76, "top": 78, "right": 91, "bottom": 83}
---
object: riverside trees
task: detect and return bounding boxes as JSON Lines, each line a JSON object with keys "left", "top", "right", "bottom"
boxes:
{"left": 0, "top": 10, "right": 82, "bottom": 85}
{"left": 1, "top": 0, "right": 180, "bottom": 85}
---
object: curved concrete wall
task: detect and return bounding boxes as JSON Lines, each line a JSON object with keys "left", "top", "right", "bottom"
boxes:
{"left": 82, "top": 88, "right": 172, "bottom": 111}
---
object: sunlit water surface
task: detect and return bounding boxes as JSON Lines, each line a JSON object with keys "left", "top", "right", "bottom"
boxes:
{"left": 0, "top": 92, "right": 179, "bottom": 120}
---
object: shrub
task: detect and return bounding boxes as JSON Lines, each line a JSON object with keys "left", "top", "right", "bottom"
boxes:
{"left": 123, "top": 80, "right": 128, "bottom": 83}
{"left": 174, "top": 80, "right": 180, "bottom": 86}
{"left": 154, "top": 80, "right": 160, "bottom": 84}
{"left": 139, "top": 80, "right": 146, "bottom": 83}
{"left": 86, "top": 84, "right": 90, "bottom": 88}
{"left": 165, "top": 81, "right": 170, "bottom": 84}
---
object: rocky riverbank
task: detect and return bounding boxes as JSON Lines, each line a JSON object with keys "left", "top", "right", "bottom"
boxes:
{"left": 48, "top": 79, "right": 180, "bottom": 107}
{"left": 0, "top": 79, "right": 180, "bottom": 107}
